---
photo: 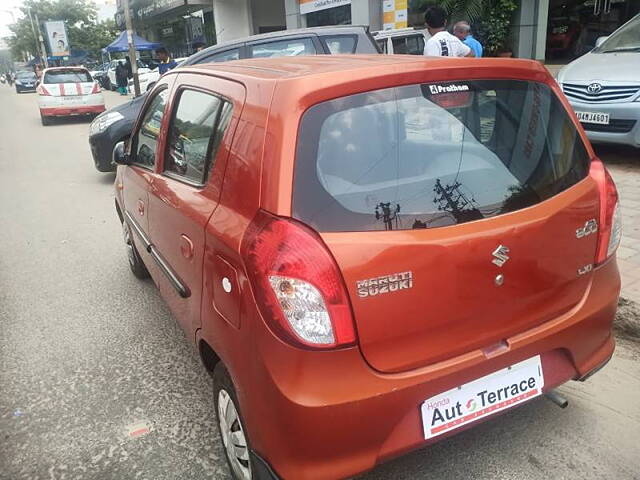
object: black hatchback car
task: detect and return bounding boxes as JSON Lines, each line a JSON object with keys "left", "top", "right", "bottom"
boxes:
{"left": 88, "top": 25, "right": 379, "bottom": 172}
{"left": 14, "top": 71, "right": 38, "bottom": 93}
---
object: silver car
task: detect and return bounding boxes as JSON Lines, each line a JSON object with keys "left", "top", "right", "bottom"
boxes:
{"left": 557, "top": 14, "right": 640, "bottom": 148}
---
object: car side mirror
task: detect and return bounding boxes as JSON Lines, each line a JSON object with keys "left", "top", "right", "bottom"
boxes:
{"left": 113, "top": 141, "right": 130, "bottom": 166}
{"left": 595, "top": 36, "right": 609, "bottom": 48}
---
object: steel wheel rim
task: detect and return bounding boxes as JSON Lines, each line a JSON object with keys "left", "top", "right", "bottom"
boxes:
{"left": 122, "top": 223, "right": 135, "bottom": 266}
{"left": 218, "top": 389, "right": 251, "bottom": 480}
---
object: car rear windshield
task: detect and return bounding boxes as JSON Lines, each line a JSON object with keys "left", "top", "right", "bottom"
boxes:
{"left": 293, "top": 80, "right": 590, "bottom": 232}
{"left": 44, "top": 70, "right": 92, "bottom": 84}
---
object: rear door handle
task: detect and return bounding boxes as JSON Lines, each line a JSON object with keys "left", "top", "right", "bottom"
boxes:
{"left": 180, "top": 234, "right": 194, "bottom": 259}
{"left": 137, "top": 199, "right": 145, "bottom": 216}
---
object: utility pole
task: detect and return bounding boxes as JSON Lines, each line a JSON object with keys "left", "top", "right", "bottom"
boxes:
{"left": 123, "top": 0, "right": 140, "bottom": 97}
{"left": 26, "top": 8, "right": 47, "bottom": 68}
{"left": 34, "top": 13, "right": 48, "bottom": 68}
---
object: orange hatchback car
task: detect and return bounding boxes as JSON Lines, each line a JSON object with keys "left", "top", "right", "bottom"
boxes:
{"left": 113, "top": 56, "right": 621, "bottom": 480}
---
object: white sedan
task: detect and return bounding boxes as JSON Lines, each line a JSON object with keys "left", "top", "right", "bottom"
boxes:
{"left": 37, "top": 67, "right": 106, "bottom": 126}
{"left": 128, "top": 58, "right": 188, "bottom": 94}
{"left": 106, "top": 59, "right": 151, "bottom": 91}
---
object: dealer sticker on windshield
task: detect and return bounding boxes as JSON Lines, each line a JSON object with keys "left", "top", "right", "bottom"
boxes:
{"left": 421, "top": 356, "right": 544, "bottom": 439}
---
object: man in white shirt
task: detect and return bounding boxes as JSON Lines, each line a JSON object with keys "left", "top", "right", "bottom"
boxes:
{"left": 423, "top": 6, "right": 474, "bottom": 58}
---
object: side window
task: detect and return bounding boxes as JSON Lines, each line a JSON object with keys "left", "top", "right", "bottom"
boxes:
{"left": 248, "top": 38, "right": 316, "bottom": 58}
{"left": 202, "top": 48, "right": 240, "bottom": 63}
{"left": 391, "top": 35, "right": 425, "bottom": 55}
{"left": 321, "top": 35, "right": 357, "bottom": 54}
{"left": 408, "top": 35, "right": 426, "bottom": 55}
{"left": 132, "top": 89, "right": 168, "bottom": 168}
{"left": 164, "top": 89, "right": 232, "bottom": 185}
{"left": 376, "top": 38, "right": 388, "bottom": 54}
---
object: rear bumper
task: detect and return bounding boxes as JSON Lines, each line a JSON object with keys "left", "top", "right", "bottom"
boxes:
{"left": 40, "top": 104, "right": 106, "bottom": 117}
{"left": 246, "top": 258, "right": 620, "bottom": 480}
{"left": 569, "top": 99, "right": 640, "bottom": 147}
{"left": 16, "top": 85, "right": 36, "bottom": 92}
{"left": 39, "top": 93, "right": 105, "bottom": 117}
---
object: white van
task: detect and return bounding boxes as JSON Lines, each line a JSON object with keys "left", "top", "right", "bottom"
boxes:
{"left": 372, "top": 28, "right": 430, "bottom": 55}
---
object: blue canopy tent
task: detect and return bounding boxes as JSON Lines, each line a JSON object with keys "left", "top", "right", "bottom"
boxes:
{"left": 103, "top": 31, "right": 162, "bottom": 53}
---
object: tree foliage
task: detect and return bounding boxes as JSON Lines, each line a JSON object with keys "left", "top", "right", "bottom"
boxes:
{"left": 475, "top": 0, "right": 519, "bottom": 55}
{"left": 439, "top": 0, "right": 486, "bottom": 24}
{"left": 7, "top": 0, "right": 118, "bottom": 61}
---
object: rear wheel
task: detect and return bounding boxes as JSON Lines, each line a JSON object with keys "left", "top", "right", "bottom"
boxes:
{"left": 122, "top": 221, "right": 149, "bottom": 279}
{"left": 214, "top": 363, "right": 254, "bottom": 480}
{"left": 40, "top": 114, "right": 50, "bottom": 126}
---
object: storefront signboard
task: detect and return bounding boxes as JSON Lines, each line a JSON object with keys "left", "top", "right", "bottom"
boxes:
{"left": 383, "top": 0, "right": 408, "bottom": 30}
{"left": 299, "top": 0, "right": 351, "bottom": 15}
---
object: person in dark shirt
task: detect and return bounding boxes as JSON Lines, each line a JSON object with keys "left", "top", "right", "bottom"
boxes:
{"left": 115, "top": 61, "right": 128, "bottom": 95}
{"left": 157, "top": 48, "right": 177, "bottom": 75}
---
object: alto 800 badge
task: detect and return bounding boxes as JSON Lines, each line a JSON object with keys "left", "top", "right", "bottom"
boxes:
{"left": 356, "top": 271, "right": 413, "bottom": 298}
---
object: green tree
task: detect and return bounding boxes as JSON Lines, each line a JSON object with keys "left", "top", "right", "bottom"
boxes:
{"left": 438, "top": 0, "right": 486, "bottom": 23}
{"left": 475, "top": 0, "right": 518, "bottom": 55}
{"left": 7, "top": 0, "right": 118, "bottom": 61}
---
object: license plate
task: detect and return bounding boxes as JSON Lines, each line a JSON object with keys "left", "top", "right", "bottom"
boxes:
{"left": 576, "top": 111, "right": 610, "bottom": 125}
{"left": 421, "top": 356, "right": 544, "bottom": 439}
{"left": 63, "top": 95, "right": 81, "bottom": 101}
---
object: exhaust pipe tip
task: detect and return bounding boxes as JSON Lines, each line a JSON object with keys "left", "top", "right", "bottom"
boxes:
{"left": 545, "top": 390, "right": 569, "bottom": 409}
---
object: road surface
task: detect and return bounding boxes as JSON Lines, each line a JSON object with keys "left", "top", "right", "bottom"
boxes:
{"left": 0, "top": 86, "right": 638, "bottom": 480}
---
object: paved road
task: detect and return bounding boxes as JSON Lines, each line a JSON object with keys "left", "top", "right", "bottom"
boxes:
{"left": 1, "top": 86, "right": 639, "bottom": 480}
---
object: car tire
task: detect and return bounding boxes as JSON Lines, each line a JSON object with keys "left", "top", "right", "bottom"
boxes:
{"left": 95, "top": 161, "right": 116, "bottom": 173}
{"left": 40, "top": 114, "right": 50, "bottom": 126}
{"left": 122, "top": 221, "right": 149, "bottom": 279}
{"left": 214, "top": 363, "right": 256, "bottom": 480}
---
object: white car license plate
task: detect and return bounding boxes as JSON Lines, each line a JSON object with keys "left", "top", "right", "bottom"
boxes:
{"left": 576, "top": 111, "right": 610, "bottom": 125}
{"left": 421, "top": 356, "right": 544, "bottom": 439}
{"left": 63, "top": 95, "right": 81, "bottom": 102}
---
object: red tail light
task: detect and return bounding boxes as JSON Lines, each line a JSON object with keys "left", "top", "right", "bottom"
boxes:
{"left": 37, "top": 85, "right": 50, "bottom": 96}
{"left": 590, "top": 158, "right": 621, "bottom": 265}
{"left": 91, "top": 82, "right": 100, "bottom": 94}
{"left": 241, "top": 210, "right": 356, "bottom": 349}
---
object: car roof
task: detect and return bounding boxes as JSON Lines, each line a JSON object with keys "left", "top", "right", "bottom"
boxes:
{"left": 178, "top": 54, "right": 548, "bottom": 82}
{"left": 218, "top": 25, "right": 368, "bottom": 48}
{"left": 42, "top": 66, "right": 90, "bottom": 73}
{"left": 184, "top": 25, "right": 370, "bottom": 64}
{"left": 372, "top": 28, "right": 425, "bottom": 38}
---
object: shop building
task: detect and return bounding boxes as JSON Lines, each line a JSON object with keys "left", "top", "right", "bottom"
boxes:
{"left": 211, "top": 0, "right": 386, "bottom": 43}
{"left": 117, "top": 0, "right": 640, "bottom": 61}
{"left": 115, "top": 0, "right": 214, "bottom": 57}
{"left": 209, "top": 0, "right": 640, "bottom": 61}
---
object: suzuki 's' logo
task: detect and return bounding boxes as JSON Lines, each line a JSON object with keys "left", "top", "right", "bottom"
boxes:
{"left": 587, "top": 82, "right": 602, "bottom": 94}
{"left": 492, "top": 245, "right": 510, "bottom": 267}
